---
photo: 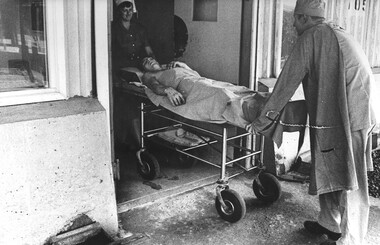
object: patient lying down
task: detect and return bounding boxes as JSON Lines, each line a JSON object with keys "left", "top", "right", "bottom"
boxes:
{"left": 141, "top": 57, "right": 195, "bottom": 106}
{"left": 139, "top": 57, "right": 270, "bottom": 129}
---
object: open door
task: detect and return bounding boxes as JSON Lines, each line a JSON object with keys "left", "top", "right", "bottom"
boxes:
{"left": 111, "top": 0, "right": 255, "bottom": 216}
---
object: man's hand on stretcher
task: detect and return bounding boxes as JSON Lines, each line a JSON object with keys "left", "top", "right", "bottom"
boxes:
{"left": 164, "top": 87, "right": 186, "bottom": 106}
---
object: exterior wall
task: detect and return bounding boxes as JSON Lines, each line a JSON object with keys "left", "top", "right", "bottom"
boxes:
{"left": 0, "top": 98, "right": 118, "bottom": 245}
{"left": 0, "top": 1, "right": 117, "bottom": 244}
{"left": 174, "top": 0, "right": 242, "bottom": 84}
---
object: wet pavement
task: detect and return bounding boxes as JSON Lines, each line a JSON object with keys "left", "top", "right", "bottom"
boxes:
{"left": 118, "top": 171, "right": 380, "bottom": 245}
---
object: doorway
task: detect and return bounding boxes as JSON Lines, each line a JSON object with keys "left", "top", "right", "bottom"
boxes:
{"left": 112, "top": 0, "right": 223, "bottom": 213}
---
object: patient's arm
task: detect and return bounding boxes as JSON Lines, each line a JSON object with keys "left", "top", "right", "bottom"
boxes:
{"left": 142, "top": 73, "right": 185, "bottom": 106}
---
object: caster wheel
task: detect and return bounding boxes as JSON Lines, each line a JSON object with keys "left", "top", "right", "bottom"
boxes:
{"left": 215, "top": 189, "right": 246, "bottom": 223}
{"left": 252, "top": 172, "right": 282, "bottom": 203}
{"left": 136, "top": 151, "right": 160, "bottom": 180}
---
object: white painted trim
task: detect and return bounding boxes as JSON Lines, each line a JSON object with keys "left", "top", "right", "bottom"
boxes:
{"left": 94, "top": 0, "right": 118, "bottom": 235}
{"left": 250, "top": 0, "right": 259, "bottom": 90}
{"left": 46, "top": 0, "right": 68, "bottom": 97}
{"left": 95, "top": 0, "right": 111, "bottom": 122}
{"left": 0, "top": 89, "right": 65, "bottom": 107}
{"left": 78, "top": 0, "right": 93, "bottom": 97}
{"left": 94, "top": 0, "right": 113, "bottom": 161}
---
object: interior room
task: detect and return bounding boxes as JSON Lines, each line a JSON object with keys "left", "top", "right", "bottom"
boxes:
{"left": 113, "top": 0, "right": 253, "bottom": 212}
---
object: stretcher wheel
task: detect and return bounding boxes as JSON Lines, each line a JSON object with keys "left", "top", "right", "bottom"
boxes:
{"left": 252, "top": 172, "right": 281, "bottom": 203}
{"left": 215, "top": 189, "right": 246, "bottom": 223}
{"left": 137, "top": 151, "right": 160, "bottom": 180}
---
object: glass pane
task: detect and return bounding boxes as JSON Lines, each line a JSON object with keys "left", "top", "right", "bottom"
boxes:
{"left": 281, "top": 0, "right": 298, "bottom": 68}
{"left": 0, "top": 0, "right": 48, "bottom": 92}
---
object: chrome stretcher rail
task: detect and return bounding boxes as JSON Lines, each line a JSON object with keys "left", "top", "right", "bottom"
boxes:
{"left": 122, "top": 85, "right": 260, "bottom": 168}
{"left": 142, "top": 101, "right": 260, "bottom": 170}
{"left": 146, "top": 107, "right": 259, "bottom": 155}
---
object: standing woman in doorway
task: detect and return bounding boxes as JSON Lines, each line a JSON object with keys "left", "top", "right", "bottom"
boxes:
{"left": 112, "top": 0, "right": 155, "bottom": 74}
{"left": 112, "top": 0, "right": 155, "bottom": 151}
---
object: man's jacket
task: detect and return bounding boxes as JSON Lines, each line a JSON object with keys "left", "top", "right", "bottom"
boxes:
{"left": 252, "top": 23, "right": 376, "bottom": 195}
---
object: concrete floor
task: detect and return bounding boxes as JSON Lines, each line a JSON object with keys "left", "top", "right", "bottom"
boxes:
{"left": 115, "top": 141, "right": 240, "bottom": 213}
{"left": 116, "top": 151, "right": 215, "bottom": 200}
{"left": 118, "top": 171, "right": 380, "bottom": 245}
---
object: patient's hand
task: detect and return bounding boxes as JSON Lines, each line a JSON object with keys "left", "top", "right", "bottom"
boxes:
{"left": 164, "top": 87, "right": 186, "bottom": 106}
{"left": 166, "top": 61, "right": 178, "bottom": 69}
{"left": 166, "top": 61, "right": 191, "bottom": 70}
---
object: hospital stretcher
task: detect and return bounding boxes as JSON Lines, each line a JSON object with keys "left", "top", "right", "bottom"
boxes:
{"left": 121, "top": 83, "right": 282, "bottom": 223}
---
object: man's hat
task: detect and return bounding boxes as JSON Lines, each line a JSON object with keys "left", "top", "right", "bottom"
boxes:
{"left": 114, "top": 0, "right": 137, "bottom": 13}
{"left": 294, "top": 0, "right": 326, "bottom": 18}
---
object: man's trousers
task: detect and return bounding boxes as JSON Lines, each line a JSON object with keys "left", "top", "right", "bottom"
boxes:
{"left": 317, "top": 128, "right": 373, "bottom": 245}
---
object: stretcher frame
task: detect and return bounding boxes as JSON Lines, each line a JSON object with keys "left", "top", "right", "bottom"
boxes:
{"left": 123, "top": 85, "right": 281, "bottom": 223}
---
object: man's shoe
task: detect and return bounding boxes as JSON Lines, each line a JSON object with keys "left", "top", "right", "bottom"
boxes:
{"left": 304, "top": 221, "right": 342, "bottom": 241}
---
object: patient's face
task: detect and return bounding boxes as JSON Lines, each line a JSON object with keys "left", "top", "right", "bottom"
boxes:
{"left": 142, "top": 57, "right": 162, "bottom": 72}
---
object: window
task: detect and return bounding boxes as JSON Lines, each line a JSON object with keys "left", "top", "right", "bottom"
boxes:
{"left": 0, "top": 0, "right": 48, "bottom": 93}
{"left": 0, "top": 0, "right": 92, "bottom": 107}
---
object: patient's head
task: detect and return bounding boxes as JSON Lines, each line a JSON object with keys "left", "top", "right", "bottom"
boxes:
{"left": 142, "top": 57, "right": 162, "bottom": 72}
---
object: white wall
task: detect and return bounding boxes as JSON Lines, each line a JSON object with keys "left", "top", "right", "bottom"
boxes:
{"left": 175, "top": 0, "right": 242, "bottom": 84}
{"left": 0, "top": 101, "right": 118, "bottom": 245}
{"left": 0, "top": 1, "right": 118, "bottom": 244}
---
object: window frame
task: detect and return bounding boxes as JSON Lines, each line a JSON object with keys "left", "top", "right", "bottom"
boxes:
{"left": 0, "top": 0, "right": 67, "bottom": 107}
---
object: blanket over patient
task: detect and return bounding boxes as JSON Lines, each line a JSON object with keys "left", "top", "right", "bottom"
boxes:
{"left": 145, "top": 78, "right": 260, "bottom": 128}
{"left": 142, "top": 67, "right": 306, "bottom": 147}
